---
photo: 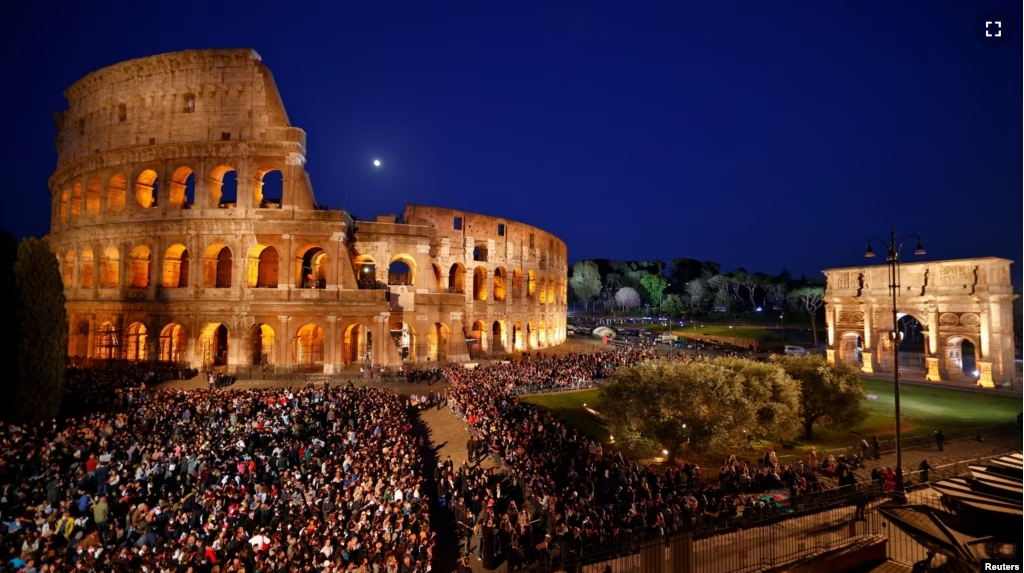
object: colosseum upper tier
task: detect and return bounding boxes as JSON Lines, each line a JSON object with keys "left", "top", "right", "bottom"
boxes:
{"left": 47, "top": 49, "right": 568, "bottom": 372}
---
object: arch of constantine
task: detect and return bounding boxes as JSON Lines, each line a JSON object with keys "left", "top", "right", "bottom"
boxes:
{"left": 47, "top": 49, "right": 568, "bottom": 372}
{"left": 823, "top": 258, "right": 1017, "bottom": 389}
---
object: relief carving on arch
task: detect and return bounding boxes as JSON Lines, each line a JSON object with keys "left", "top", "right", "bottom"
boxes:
{"left": 938, "top": 313, "right": 959, "bottom": 327}
{"left": 834, "top": 272, "right": 851, "bottom": 289}
{"left": 837, "top": 311, "right": 864, "bottom": 324}
{"left": 958, "top": 313, "right": 980, "bottom": 327}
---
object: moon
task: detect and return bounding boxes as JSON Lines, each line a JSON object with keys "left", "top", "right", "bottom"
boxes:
{"left": 373, "top": 159, "right": 381, "bottom": 167}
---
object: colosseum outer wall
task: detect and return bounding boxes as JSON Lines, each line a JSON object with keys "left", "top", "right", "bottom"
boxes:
{"left": 45, "top": 49, "right": 568, "bottom": 372}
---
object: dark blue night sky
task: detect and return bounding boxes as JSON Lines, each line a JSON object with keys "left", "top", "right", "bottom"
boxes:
{"left": 1, "top": 1, "right": 1020, "bottom": 281}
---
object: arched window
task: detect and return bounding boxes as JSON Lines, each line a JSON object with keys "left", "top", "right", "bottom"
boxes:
{"left": 473, "top": 267, "right": 488, "bottom": 301}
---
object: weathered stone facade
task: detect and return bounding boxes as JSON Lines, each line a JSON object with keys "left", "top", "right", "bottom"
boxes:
{"left": 822, "top": 258, "right": 1016, "bottom": 388}
{"left": 47, "top": 49, "right": 568, "bottom": 371}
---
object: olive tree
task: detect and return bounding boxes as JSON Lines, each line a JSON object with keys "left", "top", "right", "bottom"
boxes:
{"left": 771, "top": 354, "right": 867, "bottom": 440}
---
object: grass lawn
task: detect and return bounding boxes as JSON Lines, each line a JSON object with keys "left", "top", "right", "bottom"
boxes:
{"left": 642, "top": 323, "right": 818, "bottom": 345}
{"left": 521, "top": 380, "right": 1020, "bottom": 457}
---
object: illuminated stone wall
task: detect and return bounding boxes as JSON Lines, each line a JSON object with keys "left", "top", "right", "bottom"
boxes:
{"left": 47, "top": 49, "right": 568, "bottom": 372}
{"left": 822, "top": 258, "right": 1017, "bottom": 389}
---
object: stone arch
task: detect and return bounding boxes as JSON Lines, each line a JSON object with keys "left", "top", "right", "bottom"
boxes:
{"left": 527, "top": 270, "right": 537, "bottom": 298}
{"left": 511, "top": 268, "right": 523, "bottom": 299}
{"left": 199, "top": 322, "right": 229, "bottom": 367}
{"left": 493, "top": 267, "right": 507, "bottom": 301}
{"left": 159, "top": 323, "right": 187, "bottom": 363}
{"left": 162, "top": 244, "right": 189, "bottom": 288}
{"left": 247, "top": 244, "right": 279, "bottom": 288}
{"left": 512, "top": 321, "right": 524, "bottom": 351}
{"left": 838, "top": 332, "right": 862, "bottom": 366}
{"left": 108, "top": 173, "right": 127, "bottom": 212}
{"left": 431, "top": 263, "right": 443, "bottom": 291}
{"left": 59, "top": 189, "right": 69, "bottom": 221}
{"left": 100, "top": 246, "right": 120, "bottom": 288}
{"left": 470, "top": 320, "right": 487, "bottom": 356}
{"left": 203, "top": 244, "right": 233, "bottom": 288}
{"left": 448, "top": 263, "right": 466, "bottom": 293}
{"left": 429, "top": 322, "right": 452, "bottom": 362}
{"left": 79, "top": 248, "right": 94, "bottom": 288}
{"left": 62, "top": 250, "right": 75, "bottom": 288}
{"left": 527, "top": 320, "right": 538, "bottom": 349}
{"left": 94, "top": 321, "right": 119, "bottom": 359}
{"left": 298, "top": 245, "right": 329, "bottom": 289}
{"left": 249, "top": 323, "right": 276, "bottom": 365}
{"left": 354, "top": 254, "right": 377, "bottom": 288}
{"left": 168, "top": 166, "right": 196, "bottom": 209}
{"left": 546, "top": 275, "right": 555, "bottom": 304}
{"left": 492, "top": 320, "right": 506, "bottom": 353}
{"left": 472, "top": 266, "right": 488, "bottom": 301}
{"left": 255, "top": 166, "right": 284, "bottom": 207}
{"left": 538, "top": 320, "right": 547, "bottom": 345}
{"left": 86, "top": 178, "right": 101, "bottom": 215}
{"left": 391, "top": 322, "right": 417, "bottom": 361}
{"left": 472, "top": 241, "right": 488, "bottom": 262}
{"left": 70, "top": 319, "right": 90, "bottom": 358}
{"left": 343, "top": 321, "right": 375, "bottom": 364}
{"left": 388, "top": 253, "right": 416, "bottom": 286}
{"left": 546, "top": 321, "right": 554, "bottom": 346}
{"left": 209, "top": 165, "right": 238, "bottom": 207}
{"left": 538, "top": 276, "right": 547, "bottom": 304}
{"left": 125, "top": 322, "right": 148, "bottom": 362}
{"left": 128, "top": 245, "right": 152, "bottom": 288}
{"left": 943, "top": 335, "right": 980, "bottom": 380}
{"left": 294, "top": 323, "right": 325, "bottom": 366}
{"left": 70, "top": 183, "right": 83, "bottom": 218}
{"left": 135, "top": 169, "right": 159, "bottom": 209}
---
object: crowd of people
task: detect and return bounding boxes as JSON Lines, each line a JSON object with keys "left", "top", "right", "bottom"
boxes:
{"left": 440, "top": 349, "right": 864, "bottom": 569}
{"left": 0, "top": 382, "right": 435, "bottom": 573}
{"left": 64, "top": 365, "right": 199, "bottom": 415}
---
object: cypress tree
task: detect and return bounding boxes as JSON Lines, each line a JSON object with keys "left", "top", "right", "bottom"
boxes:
{"left": 13, "top": 237, "right": 67, "bottom": 421}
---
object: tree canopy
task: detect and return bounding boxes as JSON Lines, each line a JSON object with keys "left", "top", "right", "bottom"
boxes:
{"left": 569, "top": 260, "right": 602, "bottom": 310}
{"left": 771, "top": 354, "right": 867, "bottom": 439}
{"left": 13, "top": 238, "right": 68, "bottom": 422}
{"left": 598, "top": 358, "right": 801, "bottom": 458}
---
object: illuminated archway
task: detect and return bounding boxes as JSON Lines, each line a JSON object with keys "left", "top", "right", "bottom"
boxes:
{"left": 209, "top": 165, "right": 238, "bottom": 207}
{"left": 70, "top": 184, "right": 82, "bottom": 218}
{"left": 471, "top": 320, "right": 487, "bottom": 356}
{"left": 62, "top": 250, "right": 75, "bottom": 288}
{"left": 429, "top": 322, "right": 451, "bottom": 362}
{"left": 838, "top": 332, "right": 862, "bottom": 366}
{"left": 538, "top": 320, "right": 547, "bottom": 345}
{"left": 129, "top": 245, "right": 152, "bottom": 288}
{"left": 135, "top": 169, "right": 159, "bottom": 209}
{"left": 107, "top": 173, "right": 127, "bottom": 213}
{"left": 86, "top": 178, "right": 101, "bottom": 215}
{"left": 546, "top": 275, "right": 555, "bottom": 304}
{"left": 294, "top": 323, "right": 325, "bottom": 366}
{"left": 162, "top": 245, "right": 189, "bottom": 288}
{"left": 159, "top": 323, "right": 187, "bottom": 363}
{"left": 199, "top": 323, "right": 229, "bottom": 366}
{"left": 527, "top": 270, "right": 537, "bottom": 299}
{"left": 203, "top": 244, "right": 233, "bottom": 288}
{"left": 448, "top": 263, "right": 466, "bottom": 294}
{"left": 431, "top": 263, "right": 443, "bottom": 291}
{"left": 493, "top": 267, "right": 507, "bottom": 301}
{"left": 255, "top": 167, "right": 283, "bottom": 207}
{"left": 100, "top": 246, "right": 120, "bottom": 288}
{"left": 492, "top": 320, "right": 506, "bottom": 353}
{"left": 538, "top": 276, "right": 547, "bottom": 304}
{"left": 79, "top": 249, "right": 94, "bottom": 288}
{"left": 944, "top": 336, "right": 980, "bottom": 381}
{"left": 249, "top": 323, "right": 276, "bottom": 365}
{"left": 168, "top": 166, "right": 195, "bottom": 209}
{"left": 473, "top": 267, "right": 488, "bottom": 300}
{"left": 388, "top": 254, "right": 416, "bottom": 286}
{"left": 528, "top": 321, "right": 538, "bottom": 349}
{"left": 511, "top": 268, "right": 523, "bottom": 299}
{"left": 298, "top": 246, "right": 328, "bottom": 288}
{"left": 94, "top": 321, "right": 118, "bottom": 359}
{"left": 247, "top": 245, "right": 279, "bottom": 288}
{"left": 512, "top": 321, "right": 524, "bottom": 352}
{"left": 343, "top": 323, "right": 374, "bottom": 364}
{"left": 354, "top": 254, "right": 377, "bottom": 289}
{"left": 391, "top": 322, "right": 417, "bottom": 361}
{"left": 126, "top": 322, "right": 148, "bottom": 362}
{"left": 59, "top": 189, "right": 69, "bottom": 221}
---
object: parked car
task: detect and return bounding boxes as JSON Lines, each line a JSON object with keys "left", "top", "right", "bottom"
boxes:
{"left": 784, "top": 345, "right": 808, "bottom": 356}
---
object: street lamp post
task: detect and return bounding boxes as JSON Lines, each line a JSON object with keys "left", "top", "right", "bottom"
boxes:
{"left": 779, "top": 313, "right": 785, "bottom": 342}
{"left": 865, "top": 227, "right": 926, "bottom": 504}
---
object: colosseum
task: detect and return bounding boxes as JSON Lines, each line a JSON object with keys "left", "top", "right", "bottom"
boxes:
{"left": 47, "top": 49, "right": 568, "bottom": 373}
